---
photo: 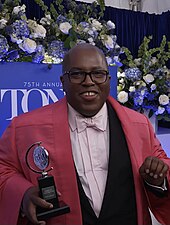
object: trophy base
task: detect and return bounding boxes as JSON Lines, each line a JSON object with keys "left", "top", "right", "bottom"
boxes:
{"left": 37, "top": 201, "right": 70, "bottom": 220}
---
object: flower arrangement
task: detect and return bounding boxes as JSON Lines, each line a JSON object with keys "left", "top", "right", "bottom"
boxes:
{"left": 117, "top": 36, "right": 170, "bottom": 120}
{"left": 0, "top": 0, "right": 121, "bottom": 65}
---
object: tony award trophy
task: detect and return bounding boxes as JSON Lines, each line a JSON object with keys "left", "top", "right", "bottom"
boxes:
{"left": 26, "top": 141, "right": 70, "bottom": 220}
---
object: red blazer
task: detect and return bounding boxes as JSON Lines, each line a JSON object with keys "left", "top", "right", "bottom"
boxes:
{"left": 0, "top": 96, "right": 170, "bottom": 225}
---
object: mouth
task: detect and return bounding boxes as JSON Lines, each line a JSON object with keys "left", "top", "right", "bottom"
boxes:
{"left": 80, "top": 91, "right": 98, "bottom": 100}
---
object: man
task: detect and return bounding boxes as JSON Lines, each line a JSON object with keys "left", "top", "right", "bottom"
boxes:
{"left": 0, "top": 43, "right": 170, "bottom": 225}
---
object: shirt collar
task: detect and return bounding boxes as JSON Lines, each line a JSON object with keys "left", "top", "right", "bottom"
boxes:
{"left": 68, "top": 103, "right": 108, "bottom": 132}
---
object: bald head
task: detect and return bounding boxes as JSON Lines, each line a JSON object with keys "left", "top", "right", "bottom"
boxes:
{"left": 62, "top": 43, "right": 108, "bottom": 73}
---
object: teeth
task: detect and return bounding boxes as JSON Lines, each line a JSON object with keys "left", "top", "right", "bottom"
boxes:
{"left": 83, "top": 92, "right": 95, "bottom": 96}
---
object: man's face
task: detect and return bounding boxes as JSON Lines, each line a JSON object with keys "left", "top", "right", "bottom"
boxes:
{"left": 60, "top": 47, "right": 111, "bottom": 117}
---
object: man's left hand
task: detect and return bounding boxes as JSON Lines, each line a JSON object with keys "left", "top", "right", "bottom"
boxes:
{"left": 139, "top": 156, "right": 169, "bottom": 186}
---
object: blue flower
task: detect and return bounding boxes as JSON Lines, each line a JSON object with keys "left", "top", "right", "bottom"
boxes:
{"left": 47, "top": 40, "right": 66, "bottom": 59}
{"left": 125, "top": 68, "right": 142, "bottom": 82}
{"left": 33, "top": 45, "right": 45, "bottom": 63}
{"left": 0, "top": 35, "right": 9, "bottom": 59}
{"left": 10, "top": 20, "right": 29, "bottom": 43}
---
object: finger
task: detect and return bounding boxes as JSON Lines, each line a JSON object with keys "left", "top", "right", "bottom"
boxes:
{"left": 153, "top": 161, "right": 164, "bottom": 179}
{"left": 32, "top": 196, "right": 53, "bottom": 209}
{"left": 149, "top": 157, "right": 159, "bottom": 177}
{"left": 25, "top": 201, "right": 40, "bottom": 225}
{"left": 159, "top": 164, "right": 169, "bottom": 178}
{"left": 144, "top": 157, "right": 153, "bottom": 174}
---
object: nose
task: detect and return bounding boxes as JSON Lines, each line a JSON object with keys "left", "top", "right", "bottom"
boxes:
{"left": 82, "top": 74, "right": 95, "bottom": 85}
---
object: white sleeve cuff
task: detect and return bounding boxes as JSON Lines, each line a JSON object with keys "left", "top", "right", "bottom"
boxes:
{"left": 145, "top": 178, "right": 167, "bottom": 191}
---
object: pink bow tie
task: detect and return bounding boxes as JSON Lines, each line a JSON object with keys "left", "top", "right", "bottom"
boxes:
{"left": 76, "top": 115, "right": 105, "bottom": 133}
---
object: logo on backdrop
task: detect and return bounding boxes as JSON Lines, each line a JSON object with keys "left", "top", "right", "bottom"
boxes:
{"left": 0, "top": 63, "right": 117, "bottom": 136}
{"left": 0, "top": 63, "right": 65, "bottom": 136}
{"left": 1, "top": 83, "right": 63, "bottom": 120}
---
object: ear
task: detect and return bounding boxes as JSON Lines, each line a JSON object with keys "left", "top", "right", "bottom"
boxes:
{"left": 60, "top": 75, "right": 66, "bottom": 92}
{"left": 60, "top": 75, "right": 63, "bottom": 83}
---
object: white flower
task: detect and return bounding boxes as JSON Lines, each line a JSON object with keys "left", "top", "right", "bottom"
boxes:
{"left": 141, "top": 90, "right": 145, "bottom": 96}
{"left": 129, "top": 86, "right": 136, "bottom": 92}
{"left": 135, "top": 80, "right": 146, "bottom": 87}
{"left": 0, "top": 19, "right": 8, "bottom": 29}
{"left": 117, "top": 91, "right": 128, "bottom": 103}
{"left": 156, "top": 106, "right": 165, "bottom": 115}
{"left": 27, "top": 20, "right": 38, "bottom": 29}
{"left": 151, "top": 57, "right": 158, "bottom": 65}
{"left": 150, "top": 84, "right": 157, "bottom": 91}
{"left": 117, "top": 71, "right": 125, "bottom": 78}
{"left": 107, "top": 20, "right": 115, "bottom": 30}
{"left": 159, "top": 94, "right": 169, "bottom": 105}
{"left": 19, "top": 38, "right": 37, "bottom": 53}
{"left": 42, "top": 53, "right": 63, "bottom": 64}
{"left": 27, "top": 20, "right": 46, "bottom": 38}
{"left": 134, "top": 58, "right": 142, "bottom": 66}
{"left": 119, "top": 78, "right": 125, "bottom": 84}
{"left": 90, "top": 18, "right": 102, "bottom": 31}
{"left": 59, "top": 22, "right": 72, "bottom": 34}
{"left": 106, "top": 56, "right": 112, "bottom": 65}
{"left": 101, "top": 35, "right": 113, "bottom": 49}
{"left": 32, "top": 24, "right": 46, "bottom": 38}
{"left": 76, "top": 39, "right": 86, "bottom": 44}
{"left": 40, "top": 14, "right": 51, "bottom": 25}
{"left": 88, "top": 37, "right": 95, "bottom": 45}
{"left": 143, "top": 74, "right": 154, "bottom": 83}
{"left": 12, "top": 4, "right": 26, "bottom": 15}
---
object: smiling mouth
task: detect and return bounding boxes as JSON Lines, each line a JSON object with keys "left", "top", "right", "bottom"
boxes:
{"left": 81, "top": 92, "right": 97, "bottom": 96}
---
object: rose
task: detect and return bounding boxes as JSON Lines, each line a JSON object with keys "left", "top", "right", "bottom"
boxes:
{"left": 90, "top": 19, "right": 102, "bottom": 31}
{"left": 150, "top": 84, "right": 157, "bottom": 91}
{"left": 101, "top": 35, "right": 113, "bottom": 49}
{"left": 156, "top": 106, "right": 165, "bottom": 115}
{"left": 117, "top": 91, "right": 128, "bottom": 103}
{"left": 59, "top": 22, "right": 72, "bottom": 34}
{"left": 107, "top": 20, "right": 115, "bottom": 30}
{"left": 143, "top": 74, "right": 155, "bottom": 84}
{"left": 159, "top": 94, "right": 169, "bottom": 105}
{"left": 0, "top": 19, "right": 8, "bottom": 29}
{"left": 31, "top": 25, "right": 46, "bottom": 39}
{"left": 117, "top": 71, "right": 125, "bottom": 78}
{"left": 134, "top": 58, "right": 142, "bottom": 66}
{"left": 129, "top": 86, "right": 136, "bottom": 92}
{"left": 12, "top": 4, "right": 26, "bottom": 15}
{"left": 19, "top": 38, "right": 37, "bottom": 53}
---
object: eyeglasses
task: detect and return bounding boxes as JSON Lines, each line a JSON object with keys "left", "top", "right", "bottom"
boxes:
{"left": 63, "top": 70, "right": 109, "bottom": 84}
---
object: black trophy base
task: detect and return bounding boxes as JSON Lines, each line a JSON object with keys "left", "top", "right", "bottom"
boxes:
{"left": 37, "top": 201, "right": 70, "bottom": 220}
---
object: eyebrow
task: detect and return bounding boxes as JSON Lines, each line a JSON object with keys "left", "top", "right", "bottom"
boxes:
{"left": 69, "top": 67, "right": 106, "bottom": 71}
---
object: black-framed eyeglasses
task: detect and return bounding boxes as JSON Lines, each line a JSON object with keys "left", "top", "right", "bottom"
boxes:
{"left": 63, "top": 70, "right": 109, "bottom": 84}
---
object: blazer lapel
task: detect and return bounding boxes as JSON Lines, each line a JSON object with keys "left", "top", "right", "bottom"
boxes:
{"left": 107, "top": 96, "right": 149, "bottom": 225}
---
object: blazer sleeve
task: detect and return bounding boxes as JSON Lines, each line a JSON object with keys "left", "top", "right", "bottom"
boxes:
{"left": 143, "top": 118, "right": 170, "bottom": 225}
{"left": 0, "top": 118, "right": 34, "bottom": 225}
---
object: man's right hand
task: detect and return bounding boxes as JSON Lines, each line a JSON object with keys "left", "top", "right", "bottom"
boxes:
{"left": 21, "top": 186, "right": 53, "bottom": 225}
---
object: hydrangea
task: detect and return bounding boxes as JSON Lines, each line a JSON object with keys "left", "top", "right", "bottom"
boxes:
{"left": 125, "top": 68, "right": 142, "bottom": 82}
{"left": 0, "top": 35, "right": 9, "bottom": 58}
{"left": 0, "top": 0, "right": 121, "bottom": 65}
{"left": 9, "top": 20, "right": 29, "bottom": 44}
{"left": 117, "top": 36, "right": 170, "bottom": 120}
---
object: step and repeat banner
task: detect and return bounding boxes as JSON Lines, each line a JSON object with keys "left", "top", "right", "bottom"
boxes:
{"left": 0, "top": 62, "right": 117, "bottom": 136}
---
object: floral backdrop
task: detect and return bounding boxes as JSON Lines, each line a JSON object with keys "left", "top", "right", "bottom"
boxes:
{"left": 117, "top": 36, "right": 170, "bottom": 121}
{"left": 0, "top": 0, "right": 170, "bottom": 121}
{"left": 0, "top": 0, "right": 120, "bottom": 65}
